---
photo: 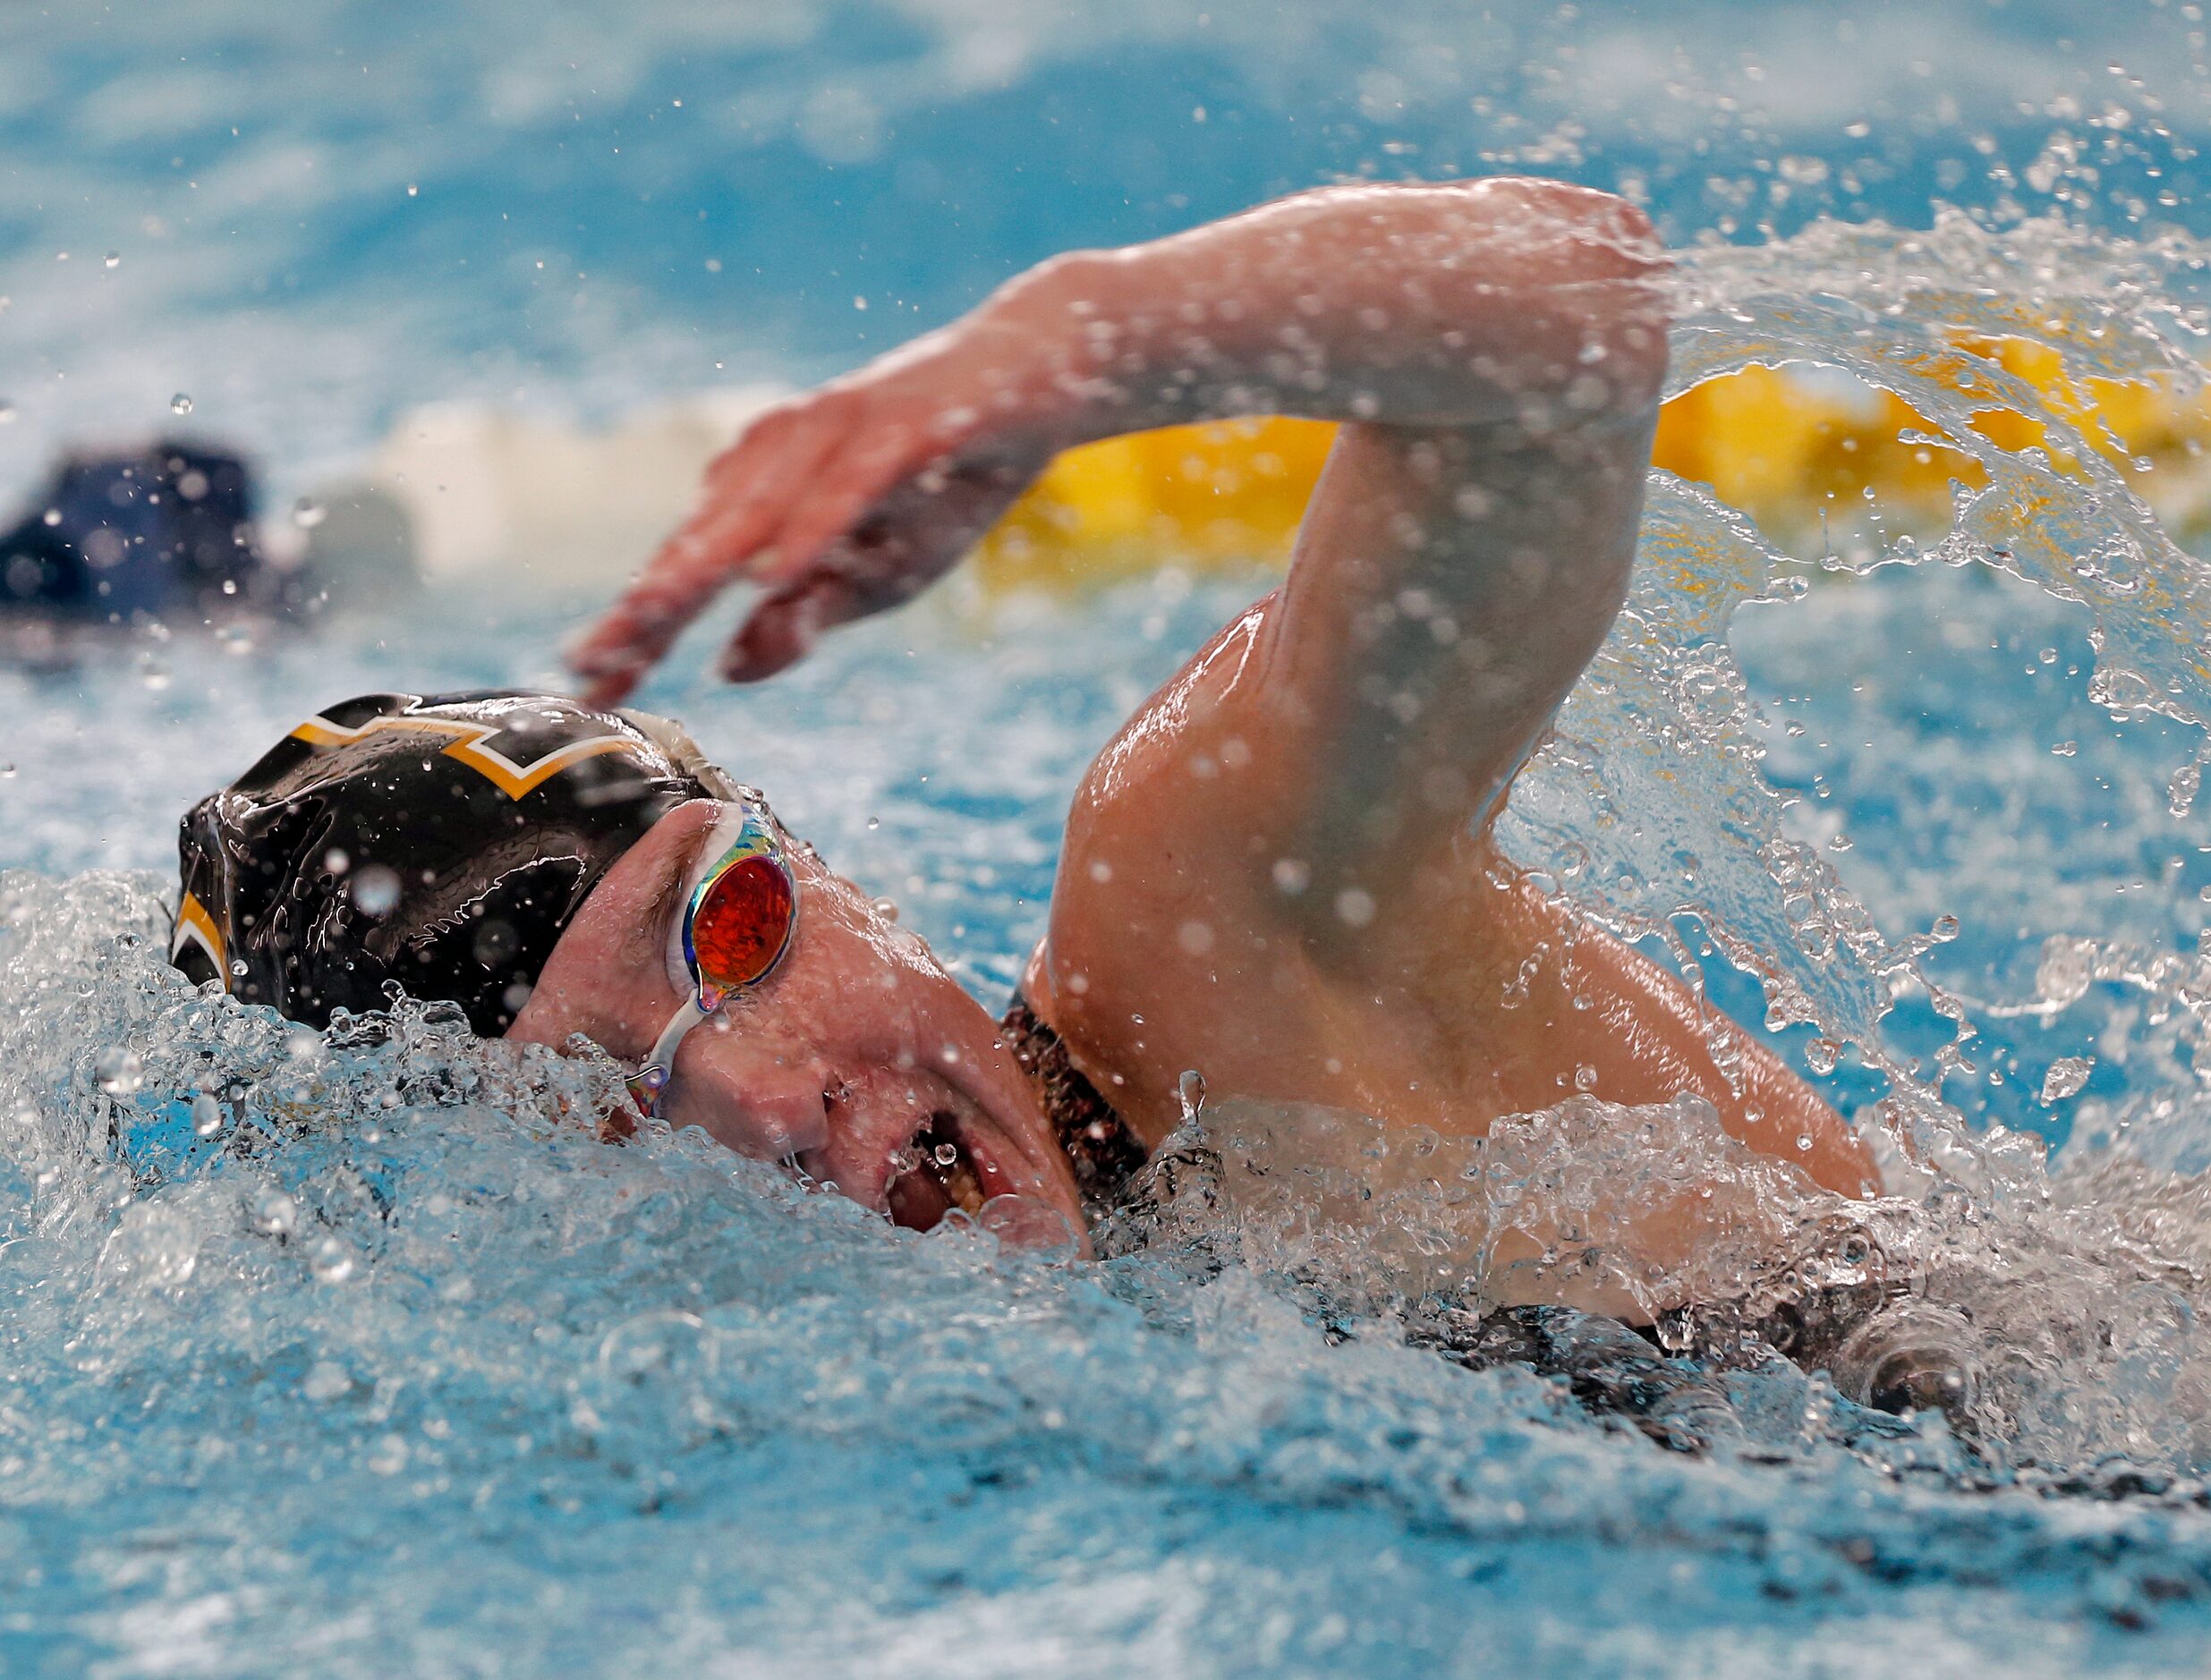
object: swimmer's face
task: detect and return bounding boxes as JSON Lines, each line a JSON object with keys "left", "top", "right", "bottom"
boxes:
{"left": 508, "top": 799, "right": 1086, "bottom": 1244}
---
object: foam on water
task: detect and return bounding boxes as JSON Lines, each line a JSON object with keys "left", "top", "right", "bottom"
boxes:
{"left": 21, "top": 211, "right": 2211, "bottom": 1667}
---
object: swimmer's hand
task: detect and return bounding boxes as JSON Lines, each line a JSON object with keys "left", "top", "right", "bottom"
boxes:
{"left": 568, "top": 329, "right": 1067, "bottom": 702}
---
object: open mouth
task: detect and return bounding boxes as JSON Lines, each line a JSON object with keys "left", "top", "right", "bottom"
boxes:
{"left": 796, "top": 1071, "right": 1083, "bottom": 1248}
{"left": 883, "top": 1112, "right": 998, "bottom": 1232}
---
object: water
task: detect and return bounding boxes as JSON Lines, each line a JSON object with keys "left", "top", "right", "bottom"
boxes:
{"left": 13, "top": 2, "right": 2211, "bottom": 1675}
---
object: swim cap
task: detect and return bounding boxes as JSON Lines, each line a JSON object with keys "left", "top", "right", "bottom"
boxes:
{"left": 173, "top": 691, "right": 712, "bottom": 1034}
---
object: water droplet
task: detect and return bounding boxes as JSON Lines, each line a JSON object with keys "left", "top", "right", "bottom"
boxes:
{"left": 1178, "top": 1068, "right": 1208, "bottom": 1123}
{"left": 1806, "top": 1037, "right": 1842, "bottom": 1076}
{"left": 103, "top": 251, "right": 120, "bottom": 269}
{"left": 1573, "top": 1065, "right": 1598, "bottom": 1091}
{"left": 191, "top": 1092, "right": 224, "bottom": 1137}
{"left": 1796, "top": 1133, "right": 1814, "bottom": 1152}
{"left": 140, "top": 658, "right": 171, "bottom": 692}
{"left": 933, "top": 1141, "right": 958, "bottom": 1168}
{"left": 871, "top": 896, "right": 899, "bottom": 923}
{"left": 0, "top": 402, "right": 14, "bottom": 425}
{"left": 0, "top": 765, "right": 15, "bottom": 779}
{"left": 2052, "top": 740, "right": 2078, "bottom": 758}
{"left": 2172, "top": 759, "right": 2202, "bottom": 819}
{"left": 405, "top": 183, "right": 420, "bottom": 198}
{"left": 310, "top": 1235, "right": 355, "bottom": 1283}
{"left": 1930, "top": 913, "right": 1960, "bottom": 942}
{"left": 292, "top": 496, "right": 327, "bottom": 530}
{"left": 2040, "top": 1055, "right": 2095, "bottom": 1104}
{"left": 251, "top": 1187, "right": 299, "bottom": 1237}
{"left": 93, "top": 1046, "right": 143, "bottom": 1095}
{"left": 351, "top": 864, "right": 402, "bottom": 917}
{"left": 170, "top": 393, "right": 192, "bottom": 415}
{"left": 302, "top": 1360, "right": 353, "bottom": 1402}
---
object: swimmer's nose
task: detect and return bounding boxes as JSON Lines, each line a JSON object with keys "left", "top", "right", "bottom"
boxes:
{"left": 659, "top": 1026, "right": 831, "bottom": 1158}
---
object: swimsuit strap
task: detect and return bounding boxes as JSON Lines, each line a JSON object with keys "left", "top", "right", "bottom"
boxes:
{"left": 1000, "top": 993, "right": 1150, "bottom": 1226}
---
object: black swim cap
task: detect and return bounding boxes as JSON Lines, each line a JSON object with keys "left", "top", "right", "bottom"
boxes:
{"left": 172, "top": 691, "right": 713, "bottom": 1035}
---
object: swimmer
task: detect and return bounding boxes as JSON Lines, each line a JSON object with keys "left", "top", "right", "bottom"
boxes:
{"left": 174, "top": 181, "right": 1875, "bottom": 1328}
{"left": 0, "top": 441, "right": 297, "bottom": 627}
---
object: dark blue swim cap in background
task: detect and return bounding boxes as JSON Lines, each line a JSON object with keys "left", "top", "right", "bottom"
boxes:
{"left": 173, "top": 692, "right": 717, "bottom": 1035}
{"left": 0, "top": 440, "right": 299, "bottom": 620}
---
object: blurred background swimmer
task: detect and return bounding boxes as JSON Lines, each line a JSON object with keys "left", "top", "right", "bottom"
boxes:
{"left": 0, "top": 437, "right": 419, "bottom": 661}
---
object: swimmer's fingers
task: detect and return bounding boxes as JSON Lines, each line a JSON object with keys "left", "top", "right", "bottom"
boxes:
{"left": 721, "top": 575, "right": 864, "bottom": 682}
{"left": 568, "top": 397, "right": 858, "bottom": 701}
{"left": 718, "top": 457, "right": 1041, "bottom": 683}
{"left": 568, "top": 533, "right": 756, "bottom": 705}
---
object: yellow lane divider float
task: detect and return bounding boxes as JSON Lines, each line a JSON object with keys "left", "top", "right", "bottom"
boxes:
{"left": 969, "top": 344, "right": 2211, "bottom": 596}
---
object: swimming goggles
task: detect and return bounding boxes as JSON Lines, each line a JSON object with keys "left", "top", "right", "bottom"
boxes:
{"left": 625, "top": 793, "right": 798, "bottom": 1118}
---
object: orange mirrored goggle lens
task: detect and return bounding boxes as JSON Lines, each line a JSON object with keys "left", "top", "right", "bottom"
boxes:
{"left": 685, "top": 853, "right": 795, "bottom": 999}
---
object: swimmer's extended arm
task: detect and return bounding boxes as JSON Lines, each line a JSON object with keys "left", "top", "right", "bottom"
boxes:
{"left": 570, "top": 177, "right": 1666, "bottom": 770}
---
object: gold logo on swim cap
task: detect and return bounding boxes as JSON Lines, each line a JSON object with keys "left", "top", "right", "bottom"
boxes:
{"left": 287, "top": 708, "right": 638, "bottom": 801}
{"left": 171, "top": 889, "right": 228, "bottom": 988}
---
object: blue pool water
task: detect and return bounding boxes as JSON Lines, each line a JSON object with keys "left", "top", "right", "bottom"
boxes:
{"left": 12, "top": 3, "right": 2211, "bottom": 1675}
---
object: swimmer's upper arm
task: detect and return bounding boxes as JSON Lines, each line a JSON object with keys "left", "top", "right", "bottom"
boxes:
{"left": 1095, "top": 183, "right": 1670, "bottom": 946}
{"left": 1233, "top": 402, "right": 1660, "bottom": 939}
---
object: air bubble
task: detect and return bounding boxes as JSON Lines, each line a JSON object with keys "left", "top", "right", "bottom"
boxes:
{"left": 191, "top": 1092, "right": 225, "bottom": 1136}
{"left": 170, "top": 393, "right": 192, "bottom": 415}
{"left": 293, "top": 496, "right": 327, "bottom": 530}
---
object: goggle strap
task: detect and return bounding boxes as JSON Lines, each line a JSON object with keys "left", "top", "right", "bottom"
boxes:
{"left": 627, "top": 993, "right": 715, "bottom": 1117}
